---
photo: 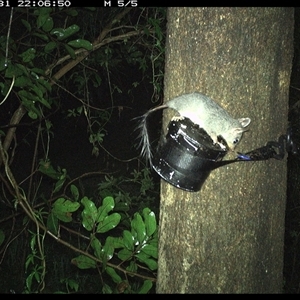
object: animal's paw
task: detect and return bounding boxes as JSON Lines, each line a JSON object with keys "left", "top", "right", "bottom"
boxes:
{"left": 210, "top": 133, "right": 219, "bottom": 145}
{"left": 210, "top": 133, "right": 226, "bottom": 150}
{"left": 216, "top": 142, "right": 227, "bottom": 150}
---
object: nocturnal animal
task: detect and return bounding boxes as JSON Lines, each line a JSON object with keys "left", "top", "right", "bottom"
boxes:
{"left": 136, "top": 92, "right": 251, "bottom": 164}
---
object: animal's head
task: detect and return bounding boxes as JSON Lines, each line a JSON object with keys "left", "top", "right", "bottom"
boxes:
{"left": 223, "top": 118, "right": 251, "bottom": 150}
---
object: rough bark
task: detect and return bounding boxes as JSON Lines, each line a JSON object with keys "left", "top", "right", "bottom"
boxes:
{"left": 157, "top": 7, "right": 294, "bottom": 293}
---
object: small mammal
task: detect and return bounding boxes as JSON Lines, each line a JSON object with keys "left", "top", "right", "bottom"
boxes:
{"left": 136, "top": 92, "right": 251, "bottom": 164}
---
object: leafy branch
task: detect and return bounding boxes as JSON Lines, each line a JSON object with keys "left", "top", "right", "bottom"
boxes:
{"left": 0, "top": 7, "right": 145, "bottom": 165}
{"left": 0, "top": 138, "right": 157, "bottom": 291}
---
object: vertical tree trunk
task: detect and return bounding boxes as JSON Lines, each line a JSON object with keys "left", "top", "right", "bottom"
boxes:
{"left": 157, "top": 7, "right": 294, "bottom": 293}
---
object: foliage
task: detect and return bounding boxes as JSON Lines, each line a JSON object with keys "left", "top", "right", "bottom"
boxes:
{"left": 0, "top": 7, "right": 165, "bottom": 293}
{"left": 18, "top": 166, "right": 158, "bottom": 294}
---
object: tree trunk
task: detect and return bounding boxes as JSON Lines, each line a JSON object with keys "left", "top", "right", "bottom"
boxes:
{"left": 157, "top": 7, "right": 294, "bottom": 293}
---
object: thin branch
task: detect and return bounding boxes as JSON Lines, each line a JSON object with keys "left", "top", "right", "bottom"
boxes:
{"left": 47, "top": 30, "right": 144, "bottom": 82}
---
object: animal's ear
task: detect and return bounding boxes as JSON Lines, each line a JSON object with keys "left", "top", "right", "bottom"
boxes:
{"left": 232, "top": 127, "right": 244, "bottom": 134}
{"left": 238, "top": 118, "right": 251, "bottom": 128}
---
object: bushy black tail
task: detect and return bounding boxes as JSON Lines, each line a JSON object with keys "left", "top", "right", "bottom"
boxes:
{"left": 134, "top": 111, "right": 154, "bottom": 166}
{"left": 134, "top": 104, "right": 167, "bottom": 166}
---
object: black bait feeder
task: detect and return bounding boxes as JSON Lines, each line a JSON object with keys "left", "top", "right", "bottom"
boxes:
{"left": 152, "top": 118, "right": 297, "bottom": 192}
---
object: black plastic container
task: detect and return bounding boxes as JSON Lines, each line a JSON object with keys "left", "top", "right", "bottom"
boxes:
{"left": 152, "top": 118, "right": 228, "bottom": 192}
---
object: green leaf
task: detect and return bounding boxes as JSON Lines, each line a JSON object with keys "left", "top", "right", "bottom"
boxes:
{"left": 110, "top": 236, "right": 125, "bottom": 249}
{"left": 37, "top": 96, "right": 51, "bottom": 109}
{"left": 31, "top": 84, "right": 43, "bottom": 99}
{"left": 126, "top": 261, "right": 137, "bottom": 273}
{"left": 44, "top": 41, "right": 57, "bottom": 53}
{"left": 42, "top": 17, "right": 54, "bottom": 32}
{"left": 34, "top": 82, "right": 46, "bottom": 94}
{"left": 64, "top": 278, "right": 79, "bottom": 292}
{"left": 21, "top": 19, "right": 31, "bottom": 31}
{"left": 26, "top": 272, "right": 35, "bottom": 291}
{"left": 106, "top": 267, "right": 122, "bottom": 283}
{"left": 123, "top": 230, "right": 134, "bottom": 250}
{"left": 52, "top": 198, "right": 80, "bottom": 222}
{"left": 97, "top": 196, "right": 115, "bottom": 223}
{"left": 36, "top": 7, "right": 52, "bottom": 28}
{"left": 148, "top": 237, "right": 158, "bottom": 248}
{"left": 30, "top": 67, "right": 45, "bottom": 76}
{"left": 117, "top": 248, "right": 132, "bottom": 261}
{"left": 4, "top": 64, "right": 24, "bottom": 78}
{"left": 18, "top": 89, "right": 51, "bottom": 109}
{"left": 14, "top": 76, "right": 32, "bottom": 88}
{"left": 114, "top": 201, "right": 129, "bottom": 212}
{"left": 33, "top": 32, "right": 49, "bottom": 42}
{"left": 101, "top": 236, "right": 115, "bottom": 262}
{"left": 38, "top": 160, "right": 61, "bottom": 179}
{"left": 46, "top": 211, "right": 59, "bottom": 235}
{"left": 0, "top": 56, "right": 8, "bottom": 72}
{"left": 81, "top": 196, "right": 98, "bottom": 231}
{"left": 51, "top": 24, "right": 80, "bottom": 41}
{"left": 141, "top": 244, "right": 158, "bottom": 259}
{"left": 28, "top": 111, "right": 38, "bottom": 119}
{"left": 53, "top": 171, "right": 66, "bottom": 193}
{"left": 30, "top": 234, "right": 36, "bottom": 252}
{"left": 18, "top": 99, "right": 41, "bottom": 119}
{"left": 68, "top": 39, "right": 93, "bottom": 50}
{"left": 91, "top": 236, "right": 102, "bottom": 260}
{"left": 64, "top": 44, "right": 75, "bottom": 59}
{"left": 37, "top": 78, "right": 51, "bottom": 91}
{"left": 15, "top": 63, "right": 29, "bottom": 76}
{"left": 71, "top": 255, "right": 96, "bottom": 269}
{"left": 27, "top": 85, "right": 51, "bottom": 109}
{"left": 19, "top": 48, "right": 36, "bottom": 63}
{"left": 20, "top": 96, "right": 41, "bottom": 119}
{"left": 138, "top": 280, "right": 153, "bottom": 294}
{"left": 34, "top": 268, "right": 41, "bottom": 282}
{"left": 70, "top": 184, "right": 79, "bottom": 201}
{"left": 25, "top": 253, "right": 34, "bottom": 270}
{"left": 135, "top": 252, "right": 157, "bottom": 271}
{"left": 53, "top": 198, "right": 80, "bottom": 213}
{"left": 143, "top": 208, "right": 157, "bottom": 236}
{"left": 131, "top": 212, "right": 146, "bottom": 244}
{"left": 97, "top": 213, "right": 121, "bottom": 233}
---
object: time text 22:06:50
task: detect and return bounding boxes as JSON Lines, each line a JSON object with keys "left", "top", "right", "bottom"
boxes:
{"left": 0, "top": 0, "right": 71, "bottom": 7}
